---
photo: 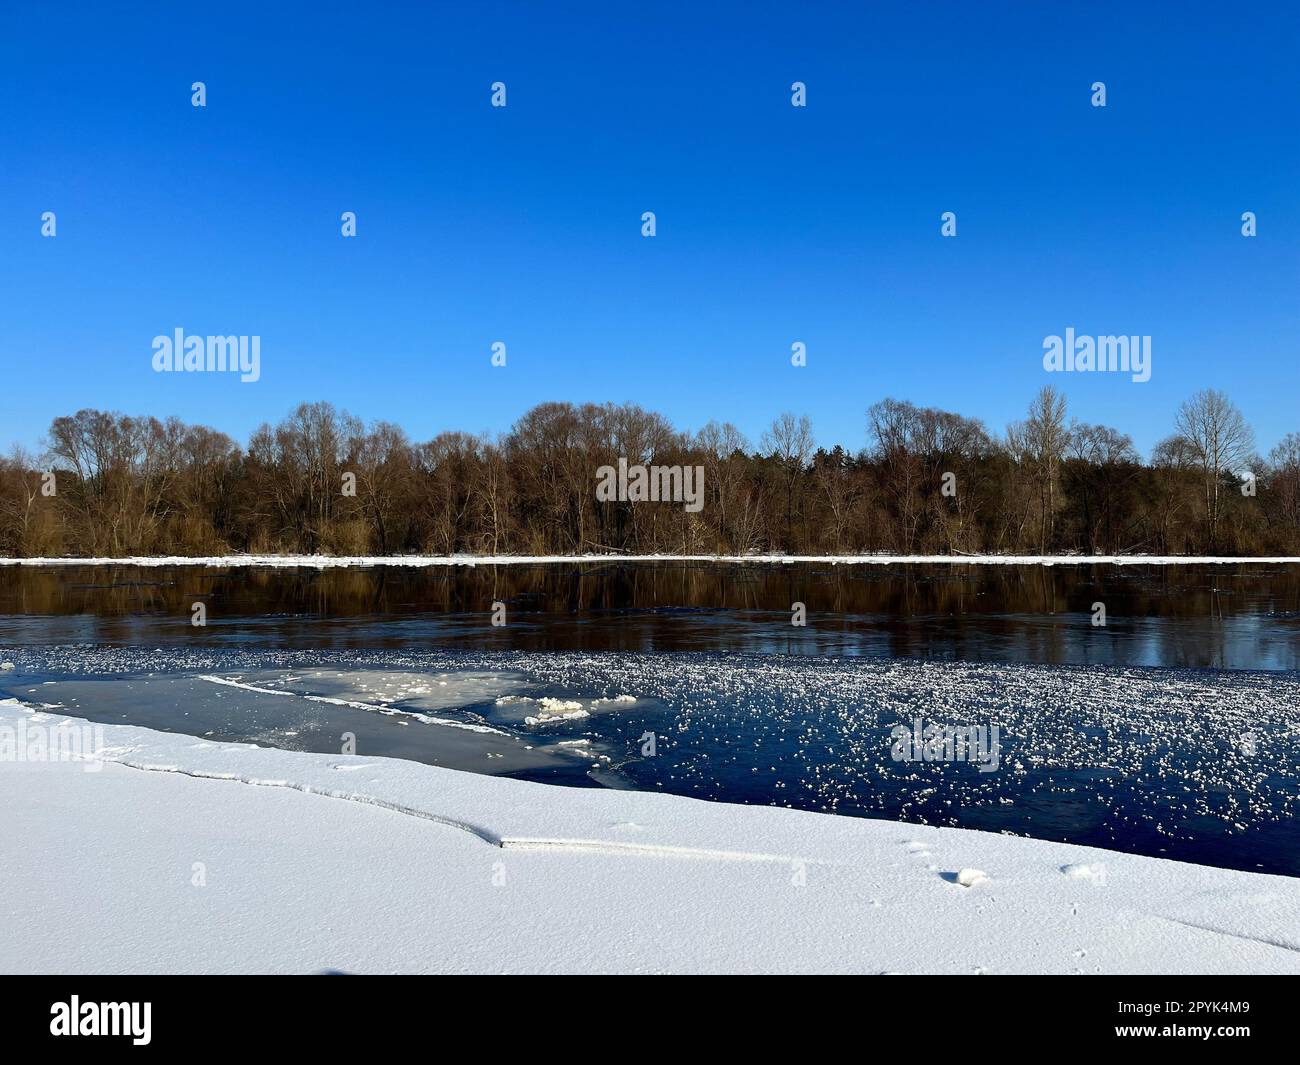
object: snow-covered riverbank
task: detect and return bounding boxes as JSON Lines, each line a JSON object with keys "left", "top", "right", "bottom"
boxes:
{"left": 3, "top": 552, "right": 1300, "bottom": 568}
{"left": 3, "top": 697, "right": 1298, "bottom": 974}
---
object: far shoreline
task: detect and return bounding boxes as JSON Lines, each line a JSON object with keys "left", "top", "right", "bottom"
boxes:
{"left": 3, "top": 553, "right": 1300, "bottom": 568}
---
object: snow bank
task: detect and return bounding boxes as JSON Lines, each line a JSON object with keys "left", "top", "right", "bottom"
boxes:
{"left": 3, "top": 552, "right": 1299, "bottom": 569}
{"left": 2, "top": 698, "right": 1298, "bottom": 974}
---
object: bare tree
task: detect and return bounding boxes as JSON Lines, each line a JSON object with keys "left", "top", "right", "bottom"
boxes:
{"left": 1172, "top": 389, "right": 1254, "bottom": 550}
{"left": 0, "top": 448, "right": 51, "bottom": 554}
{"left": 1066, "top": 422, "right": 1138, "bottom": 552}
{"left": 7, "top": 392, "right": 1294, "bottom": 559}
{"left": 868, "top": 399, "right": 924, "bottom": 551}
{"left": 1269, "top": 434, "right": 1300, "bottom": 535}
{"left": 1017, "top": 386, "right": 1069, "bottom": 553}
{"left": 760, "top": 413, "right": 814, "bottom": 550}
{"left": 348, "top": 421, "right": 413, "bottom": 553}
{"left": 696, "top": 421, "right": 750, "bottom": 551}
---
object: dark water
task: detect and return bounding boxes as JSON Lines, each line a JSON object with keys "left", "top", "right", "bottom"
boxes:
{"left": 1, "top": 560, "right": 1298, "bottom": 669}
{"left": 2, "top": 561, "right": 1298, "bottom": 878}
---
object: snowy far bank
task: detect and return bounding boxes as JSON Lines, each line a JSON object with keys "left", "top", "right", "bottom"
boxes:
{"left": 3, "top": 698, "right": 1298, "bottom": 974}
{"left": 3, "top": 552, "right": 1300, "bottom": 569}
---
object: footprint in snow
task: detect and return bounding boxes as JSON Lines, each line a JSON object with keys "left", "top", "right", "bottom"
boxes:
{"left": 1060, "top": 863, "right": 1107, "bottom": 885}
{"left": 940, "top": 868, "right": 989, "bottom": 888}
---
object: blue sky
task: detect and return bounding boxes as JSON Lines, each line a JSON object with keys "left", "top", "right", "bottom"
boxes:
{"left": 2, "top": 1, "right": 1297, "bottom": 458}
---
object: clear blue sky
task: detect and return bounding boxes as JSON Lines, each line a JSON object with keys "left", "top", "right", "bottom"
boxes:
{"left": 2, "top": 1, "right": 1297, "bottom": 459}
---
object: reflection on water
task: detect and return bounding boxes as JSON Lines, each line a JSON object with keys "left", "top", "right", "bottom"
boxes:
{"left": 0, "top": 561, "right": 1298, "bottom": 670}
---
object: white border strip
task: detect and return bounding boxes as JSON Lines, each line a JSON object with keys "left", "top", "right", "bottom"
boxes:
{"left": 2, "top": 553, "right": 1299, "bottom": 568}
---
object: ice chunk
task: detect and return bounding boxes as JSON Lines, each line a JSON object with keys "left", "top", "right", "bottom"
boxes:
{"left": 524, "top": 699, "right": 589, "bottom": 726}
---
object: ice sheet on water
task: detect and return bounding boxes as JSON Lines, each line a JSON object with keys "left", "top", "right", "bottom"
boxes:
{"left": 209, "top": 667, "right": 530, "bottom": 714}
{"left": 0, "top": 662, "right": 618, "bottom": 784}
{"left": 4, "top": 643, "right": 1298, "bottom": 873}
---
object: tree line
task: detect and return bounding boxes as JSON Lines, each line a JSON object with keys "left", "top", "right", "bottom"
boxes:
{"left": 2, "top": 387, "right": 1298, "bottom": 558}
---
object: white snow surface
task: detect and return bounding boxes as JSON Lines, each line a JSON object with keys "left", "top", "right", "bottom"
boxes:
{"left": 3, "top": 552, "right": 1300, "bottom": 568}
{"left": 3, "top": 697, "right": 1299, "bottom": 974}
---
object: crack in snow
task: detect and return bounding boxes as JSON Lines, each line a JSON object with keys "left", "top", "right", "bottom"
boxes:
{"left": 103, "top": 757, "right": 814, "bottom": 864}
{"left": 1153, "top": 916, "right": 1300, "bottom": 957}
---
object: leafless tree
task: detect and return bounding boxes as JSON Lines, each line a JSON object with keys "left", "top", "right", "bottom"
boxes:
{"left": 1016, "top": 386, "right": 1070, "bottom": 553}
{"left": 1172, "top": 389, "right": 1255, "bottom": 549}
{"left": 760, "top": 413, "right": 814, "bottom": 550}
{"left": 3, "top": 392, "right": 1294, "bottom": 559}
